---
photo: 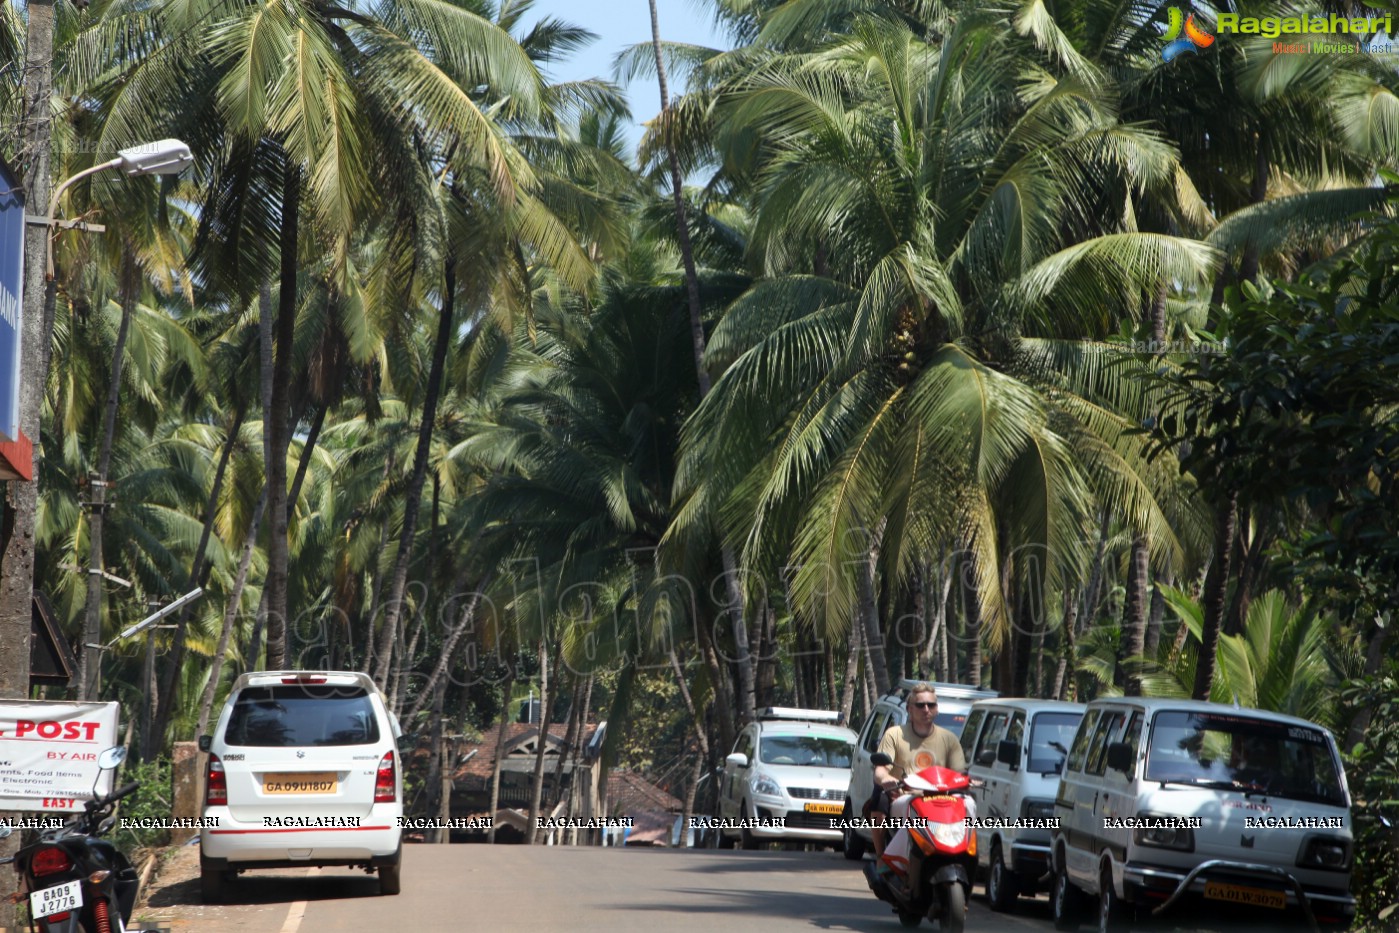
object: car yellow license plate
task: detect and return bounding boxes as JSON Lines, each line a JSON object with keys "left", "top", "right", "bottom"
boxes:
{"left": 1203, "top": 882, "right": 1286, "bottom": 909}
{"left": 803, "top": 801, "right": 843, "bottom": 815}
{"left": 262, "top": 772, "right": 337, "bottom": 794}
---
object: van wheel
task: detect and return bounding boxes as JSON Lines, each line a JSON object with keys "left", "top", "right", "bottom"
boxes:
{"left": 987, "top": 843, "right": 1019, "bottom": 911}
{"left": 1097, "top": 865, "right": 1129, "bottom": 933}
{"left": 200, "top": 867, "right": 225, "bottom": 904}
{"left": 1051, "top": 859, "right": 1083, "bottom": 931}
{"left": 842, "top": 802, "right": 866, "bottom": 861}
{"left": 717, "top": 828, "right": 736, "bottom": 850}
{"left": 378, "top": 859, "right": 402, "bottom": 895}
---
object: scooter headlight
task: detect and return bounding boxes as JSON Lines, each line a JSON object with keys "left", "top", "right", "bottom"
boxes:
{"left": 931, "top": 821, "right": 968, "bottom": 848}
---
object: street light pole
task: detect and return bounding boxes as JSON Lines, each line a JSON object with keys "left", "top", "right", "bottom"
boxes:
{"left": 59, "top": 139, "right": 194, "bottom": 701}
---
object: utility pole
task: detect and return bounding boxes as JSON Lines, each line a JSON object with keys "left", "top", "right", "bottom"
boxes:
{"left": 0, "top": 6, "right": 56, "bottom": 928}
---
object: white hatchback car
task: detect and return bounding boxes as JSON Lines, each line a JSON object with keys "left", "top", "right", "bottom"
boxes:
{"left": 198, "top": 671, "right": 404, "bottom": 901}
{"left": 716, "top": 708, "right": 858, "bottom": 849}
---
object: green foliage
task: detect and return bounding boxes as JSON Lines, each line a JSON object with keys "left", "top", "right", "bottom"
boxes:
{"left": 1341, "top": 665, "right": 1399, "bottom": 929}
{"left": 111, "top": 757, "right": 174, "bottom": 853}
{"left": 1149, "top": 208, "right": 1399, "bottom": 623}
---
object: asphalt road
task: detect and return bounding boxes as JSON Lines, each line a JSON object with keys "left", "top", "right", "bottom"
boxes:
{"left": 136, "top": 844, "right": 1322, "bottom": 933}
{"left": 140, "top": 844, "right": 1054, "bottom": 932}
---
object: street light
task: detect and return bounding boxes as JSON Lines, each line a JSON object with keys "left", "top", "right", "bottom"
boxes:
{"left": 44, "top": 138, "right": 193, "bottom": 278}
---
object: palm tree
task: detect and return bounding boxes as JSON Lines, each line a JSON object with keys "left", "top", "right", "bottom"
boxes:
{"left": 72, "top": 0, "right": 550, "bottom": 670}
{"left": 670, "top": 14, "right": 1212, "bottom": 693}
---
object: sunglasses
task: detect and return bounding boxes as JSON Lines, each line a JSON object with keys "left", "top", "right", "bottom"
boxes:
{"left": 911, "top": 702, "right": 938, "bottom": 710}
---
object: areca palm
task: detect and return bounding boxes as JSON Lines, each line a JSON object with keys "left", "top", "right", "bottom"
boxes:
{"left": 671, "top": 13, "right": 1213, "bottom": 692}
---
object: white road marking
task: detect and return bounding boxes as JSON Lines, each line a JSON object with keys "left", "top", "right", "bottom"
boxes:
{"left": 279, "top": 899, "right": 306, "bottom": 933}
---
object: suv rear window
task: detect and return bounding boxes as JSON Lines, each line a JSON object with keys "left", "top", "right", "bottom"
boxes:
{"left": 224, "top": 686, "right": 381, "bottom": 747}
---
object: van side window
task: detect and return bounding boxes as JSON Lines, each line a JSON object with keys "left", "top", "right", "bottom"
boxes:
{"left": 1085, "top": 711, "right": 1126, "bottom": 776}
{"left": 1067, "top": 709, "right": 1101, "bottom": 773}
{"left": 1005, "top": 712, "right": 1025, "bottom": 747}
{"left": 1122, "top": 713, "right": 1144, "bottom": 763}
{"left": 862, "top": 711, "right": 889, "bottom": 753}
{"left": 960, "top": 709, "right": 987, "bottom": 762}
{"left": 974, "top": 713, "right": 1009, "bottom": 767}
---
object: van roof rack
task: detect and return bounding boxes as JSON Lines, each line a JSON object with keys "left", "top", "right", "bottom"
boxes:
{"left": 757, "top": 707, "right": 842, "bottom": 723}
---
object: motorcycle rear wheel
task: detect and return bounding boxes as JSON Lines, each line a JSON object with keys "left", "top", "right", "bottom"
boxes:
{"left": 898, "top": 909, "right": 922, "bottom": 928}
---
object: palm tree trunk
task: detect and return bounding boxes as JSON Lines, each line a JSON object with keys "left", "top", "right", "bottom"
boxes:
{"left": 647, "top": 0, "right": 756, "bottom": 725}
{"left": 196, "top": 491, "right": 268, "bottom": 737}
{"left": 858, "top": 524, "right": 891, "bottom": 696}
{"left": 526, "top": 640, "right": 556, "bottom": 844}
{"left": 1119, "top": 535, "right": 1149, "bottom": 696}
{"left": 404, "top": 576, "right": 490, "bottom": 723}
{"left": 247, "top": 402, "right": 325, "bottom": 672}
{"left": 1193, "top": 492, "right": 1239, "bottom": 701}
{"left": 681, "top": 757, "right": 703, "bottom": 848}
{"left": 425, "top": 675, "right": 447, "bottom": 842}
{"left": 964, "top": 560, "right": 983, "bottom": 686}
{"left": 265, "top": 166, "right": 301, "bottom": 671}
{"left": 695, "top": 609, "right": 735, "bottom": 753}
{"left": 1144, "top": 576, "right": 1170, "bottom": 657}
{"left": 839, "top": 627, "right": 860, "bottom": 725}
{"left": 1054, "top": 588, "right": 1079, "bottom": 701}
{"left": 79, "top": 256, "right": 137, "bottom": 699}
{"left": 824, "top": 638, "right": 838, "bottom": 711}
{"left": 669, "top": 648, "right": 710, "bottom": 759}
{"left": 372, "top": 262, "right": 455, "bottom": 686}
{"left": 487, "top": 666, "right": 516, "bottom": 844}
{"left": 151, "top": 405, "right": 246, "bottom": 754}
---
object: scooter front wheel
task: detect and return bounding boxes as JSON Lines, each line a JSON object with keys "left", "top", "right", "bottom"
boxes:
{"left": 938, "top": 882, "right": 966, "bottom": 933}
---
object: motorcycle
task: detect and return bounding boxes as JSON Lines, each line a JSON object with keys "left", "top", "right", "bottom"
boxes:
{"left": 1, "top": 746, "right": 142, "bottom": 933}
{"left": 862, "top": 751, "right": 978, "bottom": 931}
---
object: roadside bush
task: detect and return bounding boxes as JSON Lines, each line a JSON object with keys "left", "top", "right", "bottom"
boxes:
{"left": 111, "top": 758, "right": 174, "bottom": 853}
{"left": 1342, "top": 665, "right": 1399, "bottom": 931}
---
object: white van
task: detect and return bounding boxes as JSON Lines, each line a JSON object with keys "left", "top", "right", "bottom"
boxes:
{"left": 198, "top": 671, "right": 405, "bottom": 901}
{"left": 960, "top": 698, "right": 1085, "bottom": 911}
{"left": 841, "top": 679, "right": 997, "bottom": 860}
{"left": 1049, "top": 698, "right": 1355, "bottom": 931}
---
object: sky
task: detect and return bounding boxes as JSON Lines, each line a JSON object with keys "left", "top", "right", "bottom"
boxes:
{"left": 519, "top": 0, "right": 731, "bottom": 151}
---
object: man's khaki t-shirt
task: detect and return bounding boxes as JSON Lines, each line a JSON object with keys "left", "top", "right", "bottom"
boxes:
{"left": 877, "top": 722, "right": 966, "bottom": 779}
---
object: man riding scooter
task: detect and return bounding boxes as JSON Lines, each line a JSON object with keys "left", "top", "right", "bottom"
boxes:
{"left": 866, "top": 683, "right": 968, "bottom": 865}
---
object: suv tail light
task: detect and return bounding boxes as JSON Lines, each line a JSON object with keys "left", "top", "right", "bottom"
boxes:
{"left": 282, "top": 675, "right": 327, "bottom": 684}
{"left": 206, "top": 754, "right": 227, "bottom": 806}
{"left": 31, "top": 846, "right": 72, "bottom": 877}
{"left": 375, "top": 751, "right": 396, "bottom": 803}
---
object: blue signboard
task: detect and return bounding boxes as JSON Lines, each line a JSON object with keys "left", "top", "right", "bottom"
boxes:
{"left": 0, "top": 157, "right": 24, "bottom": 443}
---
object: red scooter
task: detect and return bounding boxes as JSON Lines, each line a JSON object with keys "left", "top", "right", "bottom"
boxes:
{"left": 863, "top": 752, "right": 978, "bottom": 930}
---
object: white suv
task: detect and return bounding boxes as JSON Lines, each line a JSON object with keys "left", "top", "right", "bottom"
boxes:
{"left": 715, "top": 708, "right": 858, "bottom": 849}
{"left": 198, "top": 671, "right": 405, "bottom": 901}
